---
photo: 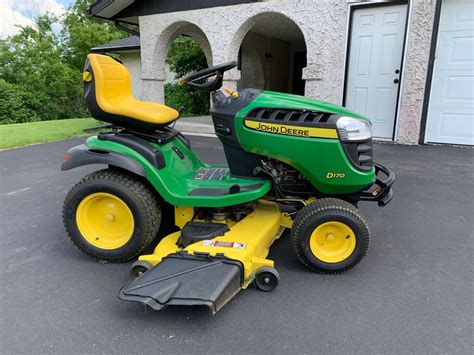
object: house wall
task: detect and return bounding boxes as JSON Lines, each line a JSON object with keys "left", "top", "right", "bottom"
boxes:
{"left": 239, "top": 32, "right": 292, "bottom": 93}
{"left": 395, "top": 0, "right": 437, "bottom": 144}
{"left": 136, "top": 0, "right": 438, "bottom": 144}
{"left": 120, "top": 52, "right": 142, "bottom": 98}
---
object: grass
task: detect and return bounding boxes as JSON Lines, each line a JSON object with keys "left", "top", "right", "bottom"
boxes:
{"left": 0, "top": 118, "right": 98, "bottom": 150}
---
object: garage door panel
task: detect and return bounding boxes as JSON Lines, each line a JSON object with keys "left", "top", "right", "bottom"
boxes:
{"left": 436, "top": 111, "right": 474, "bottom": 143}
{"left": 442, "top": 1, "right": 474, "bottom": 30}
{"left": 435, "top": 31, "right": 474, "bottom": 69}
{"left": 430, "top": 72, "right": 474, "bottom": 104}
{"left": 450, "top": 35, "right": 474, "bottom": 63}
{"left": 425, "top": 0, "right": 474, "bottom": 145}
{"left": 444, "top": 75, "right": 474, "bottom": 102}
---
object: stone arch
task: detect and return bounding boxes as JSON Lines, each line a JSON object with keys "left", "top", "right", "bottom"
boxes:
{"left": 228, "top": 11, "right": 308, "bottom": 94}
{"left": 152, "top": 21, "right": 213, "bottom": 81}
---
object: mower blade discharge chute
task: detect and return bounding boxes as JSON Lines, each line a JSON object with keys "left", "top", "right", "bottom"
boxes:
{"left": 118, "top": 253, "right": 243, "bottom": 315}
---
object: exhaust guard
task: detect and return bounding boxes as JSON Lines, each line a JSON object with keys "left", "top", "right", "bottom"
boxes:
{"left": 119, "top": 253, "right": 244, "bottom": 315}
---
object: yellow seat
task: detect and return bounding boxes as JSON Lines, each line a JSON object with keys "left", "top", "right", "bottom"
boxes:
{"left": 84, "top": 54, "right": 179, "bottom": 129}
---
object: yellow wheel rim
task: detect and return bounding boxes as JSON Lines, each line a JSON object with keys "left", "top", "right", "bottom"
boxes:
{"left": 76, "top": 192, "right": 134, "bottom": 250}
{"left": 309, "top": 221, "right": 356, "bottom": 263}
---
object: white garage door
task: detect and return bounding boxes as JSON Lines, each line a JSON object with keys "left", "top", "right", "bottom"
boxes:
{"left": 345, "top": 4, "right": 408, "bottom": 139}
{"left": 425, "top": 0, "right": 474, "bottom": 145}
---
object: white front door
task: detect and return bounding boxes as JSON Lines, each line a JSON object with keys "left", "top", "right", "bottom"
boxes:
{"left": 345, "top": 4, "right": 408, "bottom": 139}
{"left": 425, "top": 0, "right": 474, "bottom": 145}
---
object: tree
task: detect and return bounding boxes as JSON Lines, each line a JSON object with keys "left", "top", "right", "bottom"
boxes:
{"left": 166, "top": 35, "right": 208, "bottom": 78}
{"left": 165, "top": 35, "right": 210, "bottom": 116}
{"left": 0, "top": 0, "right": 127, "bottom": 123}
{"left": 0, "top": 15, "right": 86, "bottom": 120}
{"left": 61, "top": 0, "right": 125, "bottom": 71}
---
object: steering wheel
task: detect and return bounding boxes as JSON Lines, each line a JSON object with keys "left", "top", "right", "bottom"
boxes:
{"left": 180, "top": 61, "right": 237, "bottom": 92}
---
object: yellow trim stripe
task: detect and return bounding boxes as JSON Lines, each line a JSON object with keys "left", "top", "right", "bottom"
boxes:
{"left": 244, "top": 120, "right": 338, "bottom": 139}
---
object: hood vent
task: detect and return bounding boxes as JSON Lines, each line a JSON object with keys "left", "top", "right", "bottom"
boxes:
{"left": 247, "top": 108, "right": 331, "bottom": 124}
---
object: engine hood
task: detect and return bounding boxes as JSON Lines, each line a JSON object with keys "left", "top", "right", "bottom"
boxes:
{"left": 247, "top": 90, "right": 369, "bottom": 121}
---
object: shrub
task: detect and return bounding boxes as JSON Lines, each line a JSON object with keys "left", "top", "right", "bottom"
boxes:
{"left": 165, "top": 83, "right": 209, "bottom": 117}
{"left": 0, "top": 81, "right": 40, "bottom": 124}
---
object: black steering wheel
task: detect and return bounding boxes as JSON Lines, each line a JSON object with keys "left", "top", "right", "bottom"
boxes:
{"left": 180, "top": 61, "right": 237, "bottom": 92}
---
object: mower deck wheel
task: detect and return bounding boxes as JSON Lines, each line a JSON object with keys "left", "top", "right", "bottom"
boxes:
{"left": 255, "top": 267, "right": 280, "bottom": 292}
{"left": 130, "top": 260, "right": 153, "bottom": 278}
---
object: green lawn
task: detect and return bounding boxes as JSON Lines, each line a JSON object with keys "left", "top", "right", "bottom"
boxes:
{"left": 0, "top": 118, "right": 98, "bottom": 150}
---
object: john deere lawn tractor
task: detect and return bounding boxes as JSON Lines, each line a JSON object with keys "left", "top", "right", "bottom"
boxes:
{"left": 62, "top": 54, "right": 394, "bottom": 314}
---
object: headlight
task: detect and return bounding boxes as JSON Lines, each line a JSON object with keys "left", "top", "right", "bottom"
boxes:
{"left": 336, "top": 116, "right": 372, "bottom": 141}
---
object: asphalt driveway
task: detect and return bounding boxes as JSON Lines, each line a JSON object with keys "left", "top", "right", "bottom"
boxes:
{"left": 1, "top": 137, "right": 472, "bottom": 354}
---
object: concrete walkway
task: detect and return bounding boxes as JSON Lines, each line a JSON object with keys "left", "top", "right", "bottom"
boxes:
{"left": 174, "top": 115, "right": 214, "bottom": 135}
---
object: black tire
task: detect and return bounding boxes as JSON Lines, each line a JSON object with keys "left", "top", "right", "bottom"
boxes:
{"left": 255, "top": 267, "right": 280, "bottom": 292}
{"left": 291, "top": 198, "right": 370, "bottom": 274}
{"left": 130, "top": 260, "right": 153, "bottom": 278}
{"left": 63, "top": 168, "right": 162, "bottom": 263}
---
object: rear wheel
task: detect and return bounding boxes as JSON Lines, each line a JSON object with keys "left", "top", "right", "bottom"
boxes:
{"left": 63, "top": 169, "right": 161, "bottom": 262}
{"left": 291, "top": 198, "right": 370, "bottom": 274}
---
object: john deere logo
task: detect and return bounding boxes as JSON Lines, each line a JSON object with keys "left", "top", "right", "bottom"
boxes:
{"left": 244, "top": 120, "right": 338, "bottom": 139}
{"left": 254, "top": 122, "right": 310, "bottom": 136}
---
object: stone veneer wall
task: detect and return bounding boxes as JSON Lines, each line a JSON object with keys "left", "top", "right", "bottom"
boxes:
{"left": 120, "top": 52, "right": 142, "bottom": 98}
{"left": 136, "top": 0, "right": 437, "bottom": 144}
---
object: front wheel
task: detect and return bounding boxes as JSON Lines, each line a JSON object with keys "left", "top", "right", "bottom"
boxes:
{"left": 291, "top": 198, "right": 370, "bottom": 274}
{"left": 63, "top": 169, "right": 162, "bottom": 262}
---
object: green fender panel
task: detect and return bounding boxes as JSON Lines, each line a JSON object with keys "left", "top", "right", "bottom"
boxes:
{"left": 85, "top": 136, "right": 271, "bottom": 207}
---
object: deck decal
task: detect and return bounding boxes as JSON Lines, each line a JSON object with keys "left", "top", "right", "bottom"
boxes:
{"left": 202, "top": 240, "right": 247, "bottom": 249}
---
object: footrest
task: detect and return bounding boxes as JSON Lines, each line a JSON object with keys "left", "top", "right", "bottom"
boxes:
{"left": 118, "top": 253, "right": 243, "bottom": 315}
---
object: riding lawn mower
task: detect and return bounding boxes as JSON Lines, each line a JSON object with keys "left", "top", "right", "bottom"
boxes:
{"left": 61, "top": 54, "right": 394, "bottom": 314}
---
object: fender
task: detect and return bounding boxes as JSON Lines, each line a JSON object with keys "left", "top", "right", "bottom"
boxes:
{"left": 61, "top": 144, "right": 146, "bottom": 177}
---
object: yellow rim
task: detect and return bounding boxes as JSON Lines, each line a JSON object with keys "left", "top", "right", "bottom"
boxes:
{"left": 309, "top": 221, "right": 356, "bottom": 263}
{"left": 76, "top": 192, "right": 134, "bottom": 250}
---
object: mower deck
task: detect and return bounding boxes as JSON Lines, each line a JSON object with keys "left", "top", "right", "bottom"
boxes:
{"left": 118, "top": 201, "right": 290, "bottom": 313}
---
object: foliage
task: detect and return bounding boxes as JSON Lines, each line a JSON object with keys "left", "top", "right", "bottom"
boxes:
{"left": 61, "top": 0, "right": 125, "bottom": 71}
{"left": 0, "top": 80, "right": 40, "bottom": 124}
{"left": 0, "top": 0, "right": 124, "bottom": 124}
{"left": 166, "top": 35, "right": 209, "bottom": 78}
{"left": 165, "top": 35, "right": 209, "bottom": 116}
{"left": 165, "top": 83, "right": 209, "bottom": 117}
{"left": 0, "top": 2, "right": 211, "bottom": 124}
{"left": 0, "top": 15, "right": 87, "bottom": 121}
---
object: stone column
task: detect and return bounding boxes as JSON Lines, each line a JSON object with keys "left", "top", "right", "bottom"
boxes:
{"left": 140, "top": 66, "right": 167, "bottom": 103}
{"left": 395, "top": 0, "right": 437, "bottom": 144}
{"left": 223, "top": 68, "right": 241, "bottom": 93}
{"left": 302, "top": 63, "right": 323, "bottom": 100}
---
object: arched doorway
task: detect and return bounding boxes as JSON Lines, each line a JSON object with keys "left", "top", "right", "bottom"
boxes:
{"left": 232, "top": 12, "right": 307, "bottom": 95}
{"left": 154, "top": 22, "right": 212, "bottom": 116}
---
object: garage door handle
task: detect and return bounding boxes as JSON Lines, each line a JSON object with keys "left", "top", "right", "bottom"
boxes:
{"left": 393, "top": 78, "right": 399, "bottom": 84}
